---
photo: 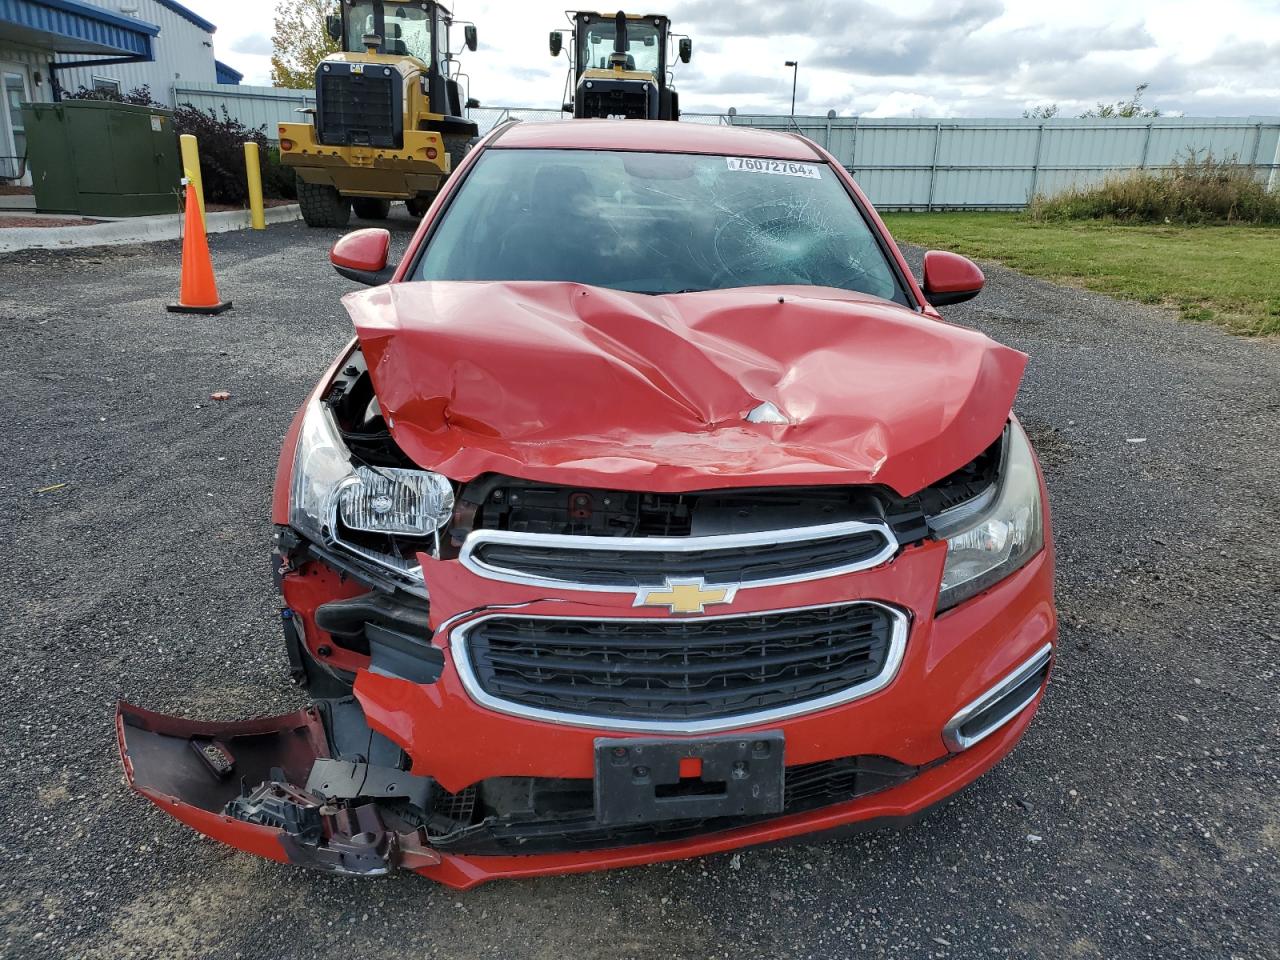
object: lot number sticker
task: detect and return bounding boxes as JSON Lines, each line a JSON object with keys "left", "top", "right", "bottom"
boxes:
{"left": 726, "top": 157, "right": 821, "bottom": 179}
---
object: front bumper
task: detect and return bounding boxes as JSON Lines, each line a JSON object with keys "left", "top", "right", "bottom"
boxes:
{"left": 278, "top": 122, "right": 448, "bottom": 198}
{"left": 117, "top": 535, "right": 1056, "bottom": 889}
{"left": 117, "top": 690, "right": 1038, "bottom": 889}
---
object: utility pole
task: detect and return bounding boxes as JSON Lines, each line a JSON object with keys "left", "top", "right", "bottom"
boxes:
{"left": 785, "top": 60, "right": 798, "bottom": 116}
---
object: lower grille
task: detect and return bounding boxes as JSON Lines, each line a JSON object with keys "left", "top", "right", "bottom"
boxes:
{"left": 458, "top": 602, "right": 906, "bottom": 728}
{"left": 577, "top": 78, "right": 656, "bottom": 120}
{"left": 580, "top": 88, "right": 651, "bottom": 119}
{"left": 430, "top": 755, "right": 923, "bottom": 855}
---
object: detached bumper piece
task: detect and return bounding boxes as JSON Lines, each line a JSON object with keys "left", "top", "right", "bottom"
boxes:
{"left": 117, "top": 698, "right": 933, "bottom": 872}
{"left": 116, "top": 702, "right": 442, "bottom": 875}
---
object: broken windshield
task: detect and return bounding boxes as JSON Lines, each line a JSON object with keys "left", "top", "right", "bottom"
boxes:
{"left": 415, "top": 149, "right": 907, "bottom": 303}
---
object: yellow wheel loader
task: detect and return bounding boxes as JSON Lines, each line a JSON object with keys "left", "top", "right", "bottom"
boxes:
{"left": 279, "top": 0, "right": 480, "bottom": 227}
{"left": 551, "top": 11, "right": 691, "bottom": 121}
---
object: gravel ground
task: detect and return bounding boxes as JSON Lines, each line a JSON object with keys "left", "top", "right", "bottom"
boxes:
{"left": 1, "top": 212, "right": 1276, "bottom": 960}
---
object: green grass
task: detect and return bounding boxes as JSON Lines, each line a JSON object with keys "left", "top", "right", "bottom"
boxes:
{"left": 880, "top": 212, "right": 1280, "bottom": 336}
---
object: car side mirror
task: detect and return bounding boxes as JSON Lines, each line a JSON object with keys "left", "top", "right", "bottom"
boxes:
{"left": 330, "top": 228, "right": 393, "bottom": 286}
{"left": 679, "top": 38, "right": 692, "bottom": 63}
{"left": 325, "top": 14, "right": 342, "bottom": 42}
{"left": 465, "top": 96, "right": 480, "bottom": 109}
{"left": 549, "top": 31, "right": 563, "bottom": 57}
{"left": 922, "top": 250, "right": 984, "bottom": 307}
{"left": 465, "top": 25, "right": 478, "bottom": 52}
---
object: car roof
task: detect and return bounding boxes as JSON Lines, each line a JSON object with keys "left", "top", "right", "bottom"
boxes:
{"left": 489, "top": 120, "right": 824, "bottom": 161}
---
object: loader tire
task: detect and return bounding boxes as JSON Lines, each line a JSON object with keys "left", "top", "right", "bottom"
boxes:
{"left": 405, "top": 195, "right": 432, "bottom": 218}
{"left": 297, "top": 178, "right": 351, "bottom": 228}
{"left": 352, "top": 197, "right": 391, "bottom": 220}
{"left": 443, "top": 134, "right": 471, "bottom": 176}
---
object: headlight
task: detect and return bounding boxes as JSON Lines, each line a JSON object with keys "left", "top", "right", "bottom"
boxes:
{"left": 934, "top": 421, "right": 1044, "bottom": 612}
{"left": 289, "top": 398, "right": 454, "bottom": 553}
{"left": 289, "top": 399, "right": 352, "bottom": 545}
{"left": 338, "top": 465, "right": 454, "bottom": 536}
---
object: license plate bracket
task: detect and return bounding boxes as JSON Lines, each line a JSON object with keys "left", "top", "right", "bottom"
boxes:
{"left": 594, "top": 732, "right": 785, "bottom": 826}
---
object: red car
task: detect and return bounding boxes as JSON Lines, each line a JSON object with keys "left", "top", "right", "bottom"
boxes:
{"left": 118, "top": 120, "right": 1055, "bottom": 889}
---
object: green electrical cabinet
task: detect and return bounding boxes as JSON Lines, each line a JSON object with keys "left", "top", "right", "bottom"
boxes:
{"left": 21, "top": 100, "right": 181, "bottom": 217}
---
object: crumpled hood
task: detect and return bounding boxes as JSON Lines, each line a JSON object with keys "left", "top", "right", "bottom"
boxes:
{"left": 343, "top": 281, "right": 1027, "bottom": 496}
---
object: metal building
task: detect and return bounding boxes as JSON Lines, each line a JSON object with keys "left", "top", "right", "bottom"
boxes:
{"left": 48, "top": 0, "right": 227, "bottom": 102}
{"left": 1, "top": 0, "right": 237, "bottom": 183}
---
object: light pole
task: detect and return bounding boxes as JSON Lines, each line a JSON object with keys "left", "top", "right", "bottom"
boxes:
{"left": 785, "top": 60, "right": 798, "bottom": 117}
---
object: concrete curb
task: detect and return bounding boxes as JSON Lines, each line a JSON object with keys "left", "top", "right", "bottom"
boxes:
{"left": 0, "top": 204, "right": 302, "bottom": 254}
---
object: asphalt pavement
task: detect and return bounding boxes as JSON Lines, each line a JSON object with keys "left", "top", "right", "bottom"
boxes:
{"left": 1, "top": 211, "right": 1276, "bottom": 959}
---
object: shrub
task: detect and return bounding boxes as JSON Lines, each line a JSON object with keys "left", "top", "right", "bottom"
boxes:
{"left": 170, "top": 105, "right": 270, "bottom": 206}
{"left": 1030, "top": 153, "right": 1280, "bottom": 225}
{"left": 65, "top": 84, "right": 161, "bottom": 106}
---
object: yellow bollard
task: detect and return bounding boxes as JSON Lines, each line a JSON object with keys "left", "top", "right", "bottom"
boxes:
{"left": 244, "top": 142, "right": 266, "bottom": 231}
{"left": 178, "top": 134, "right": 206, "bottom": 226}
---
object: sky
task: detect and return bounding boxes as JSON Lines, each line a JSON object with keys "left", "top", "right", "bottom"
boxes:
{"left": 196, "top": 0, "right": 1280, "bottom": 117}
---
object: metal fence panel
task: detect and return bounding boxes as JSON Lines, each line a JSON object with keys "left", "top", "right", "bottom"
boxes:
{"left": 726, "top": 114, "right": 1280, "bottom": 209}
{"left": 172, "top": 82, "right": 316, "bottom": 135}
{"left": 165, "top": 85, "right": 1280, "bottom": 209}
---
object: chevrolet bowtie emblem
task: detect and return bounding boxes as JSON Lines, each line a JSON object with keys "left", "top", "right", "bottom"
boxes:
{"left": 636, "top": 578, "right": 738, "bottom": 615}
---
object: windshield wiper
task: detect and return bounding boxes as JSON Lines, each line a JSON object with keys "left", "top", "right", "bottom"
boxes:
{"left": 613, "top": 286, "right": 711, "bottom": 296}
{"left": 616, "top": 287, "right": 708, "bottom": 296}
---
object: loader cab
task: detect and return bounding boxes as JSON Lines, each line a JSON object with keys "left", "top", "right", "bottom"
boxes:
{"left": 314, "top": 0, "right": 477, "bottom": 150}
{"left": 576, "top": 12, "right": 666, "bottom": 76}
{"left": 329, "top": 0, "right": 467, "bottom": 71}
{"left": 553, "top": 11, "right": 690, "bottom": 121}
{"left": 324, "top": 1, "right": 477, "bottom": 118}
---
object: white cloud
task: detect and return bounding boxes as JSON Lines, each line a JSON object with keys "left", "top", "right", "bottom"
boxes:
{"left": 230, "top": 33, "right": 273, "bottom": 57}
{"left": 187, "top": 0, "right": 1280, "bottom": 116}
{"left": 864, "top": 92, "right": 954, "bottom": 118}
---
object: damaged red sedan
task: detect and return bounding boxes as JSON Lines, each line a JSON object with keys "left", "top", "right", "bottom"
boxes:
{"left": 118, "top": 120, "right": 1056, "bottom": 888}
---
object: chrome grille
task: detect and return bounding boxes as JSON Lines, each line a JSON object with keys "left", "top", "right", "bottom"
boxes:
{"left": 453, "top": 602, "right": 908, "bottom": 732}
{"left": 460, "top": 521, "right": 898, "bottom": 593}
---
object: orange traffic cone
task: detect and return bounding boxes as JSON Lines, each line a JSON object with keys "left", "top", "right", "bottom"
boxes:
{"left": 167, "top": 181, "right": 232, "bottom": 315}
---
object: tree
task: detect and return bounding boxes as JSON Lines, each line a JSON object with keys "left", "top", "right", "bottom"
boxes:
{"left": 1080, "top": 83, "right": 1161, "bottom": 119}
{"left": 1022, "top": 103, "right": 1060, "bottom": 119}
{"left": 272, "top": 0, "right": 339, "bottom": 89}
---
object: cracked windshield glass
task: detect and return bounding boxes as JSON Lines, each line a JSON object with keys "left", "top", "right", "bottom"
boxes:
{"left": 414, "top": 149, "right": 908, "bottom": 302}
